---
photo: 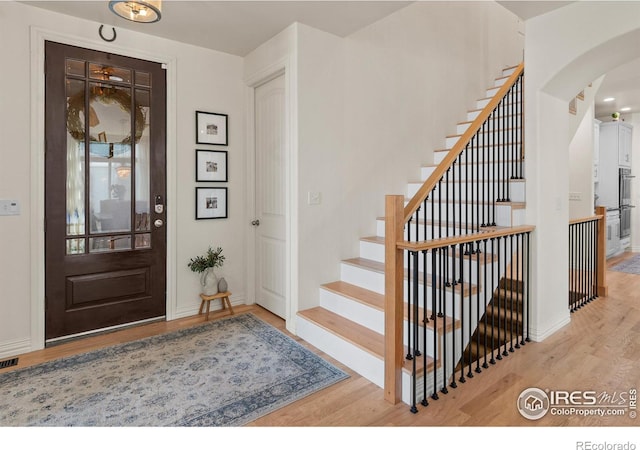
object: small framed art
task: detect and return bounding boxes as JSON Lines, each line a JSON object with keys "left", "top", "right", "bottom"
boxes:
{"left": 196, "top": 149, "right": 228, "bottom": 182}
{"left": 196, "top": 111, "right": 228, "bottom": 146}
{"left": 196, "top": 187, "right": 228, "bottom": 220}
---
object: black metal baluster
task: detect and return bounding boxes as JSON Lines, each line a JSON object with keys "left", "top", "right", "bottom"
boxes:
{"left": 411, "top": 250, "right": 419, "bottom": 413}
{"left": 431, "top": 248, "right": 438, "bottom": 400}
{"left": 502, "top": 236, "right": 509, "bottom": 357}
{"left": 526, "top": 232, "right": 531, "bottom": 342}
{"left": 482, "top": 121, "right": 487, "bottom": 227}
{"left": 569, "top": 223, "right": 574, "bottom": 312}
{"left": 438, "top": 179, "right": 443, "bottom": 239}
{"left": 578, "top": 221, "right": 583, "bottom": 309}
{"left": 491, "top": 109, "right": 497, "bottom": 226}
{"left": 475, "top": 242, "right": 482, "bottom": 374}
{"left": 515, "top": 233, "right": 521, "bottom": 349}
{"left": 406, "top": 222, "right": 413, "bottom": 360}
{"left": 446, "top": 169, "right": 451, "bottom": 238}
{"left": 496, "top": 235, "right": 502, "bottom": 361}
{"left": 465, "top": 143, "right": 469, "bottom": 235}
{"left": 459, "top": 240, "right": 466, "bottom": 384}
{"left": 509, "top": 234, "right": 515, "bottom": 353}
{"left": 490, "top": 237, "right": 497, "bottom": 365}
{"left": 467, "top": 242, "right": 474, "bottom": 379}
{"left": 441, "top": 246, "right": 449, "bottom": 395}
{"left": 483, "top": 238, "right": 489, "bottom": 368}
{"left": 593, "top": 219, "right": 601, "bottom": 298}
{"left": 520, "top": 233, "right": 526, "bottom": 346}
{"left": 422, "top": 249, "right": 429, "bottom": 408}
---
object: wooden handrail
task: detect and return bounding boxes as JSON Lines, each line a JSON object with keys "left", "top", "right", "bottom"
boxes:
{"left": 403, "top": 62, "right": 524, "bottom": 224}
{"left": 397, "top": 225, "right": 535, "bottom": 252}
{"left": 569, "top": 214, "right": 603, "bottom": 225}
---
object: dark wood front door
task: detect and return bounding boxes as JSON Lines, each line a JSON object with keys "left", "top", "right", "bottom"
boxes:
{"left": 44, "top": 41, "right": 167, "bottom": 342}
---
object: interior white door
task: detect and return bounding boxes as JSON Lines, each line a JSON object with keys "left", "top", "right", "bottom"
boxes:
{"left": 254, "top": 74, "right": 286, "bottom": 318}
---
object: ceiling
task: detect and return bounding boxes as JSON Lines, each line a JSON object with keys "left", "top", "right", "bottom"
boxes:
{"left": 22, "top": 1, "right": 412, "bottom": 56}
{"left": 23, "top": 1, "right": 640, "bottom": 117}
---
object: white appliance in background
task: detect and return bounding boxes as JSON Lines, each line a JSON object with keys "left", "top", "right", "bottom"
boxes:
{"left": 619, "top": 168, "right": 634, "bottom": 243}
{"left": 598, "top": 121, "right": 633, "bottom": 257}
{"left": 606, "top": 209, "right": 621, "bottom": 258}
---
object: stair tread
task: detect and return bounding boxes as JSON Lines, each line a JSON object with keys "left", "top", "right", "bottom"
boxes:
{"left": 436, "top": 141, "right": 522, "bottom": 150}
{"left": 298, "top": 307, "right": 384, "bottom": 358}
{"left": 298, "top": 307, "right": 436, "bottom": 374}
{"left": 320, "top": 280, "right": 461, "bottom": 332}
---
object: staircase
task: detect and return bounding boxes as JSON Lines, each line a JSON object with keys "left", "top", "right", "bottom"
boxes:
{"left": 297, "top": 64, "right": 528, "bottom": 406}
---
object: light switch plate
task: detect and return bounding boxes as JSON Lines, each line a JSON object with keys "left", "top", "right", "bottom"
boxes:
{"left": 308, "top": 192, "right": 321, "bottom": 205}
{"left": 0, "top": 200, "right": 20, "bottom": 216}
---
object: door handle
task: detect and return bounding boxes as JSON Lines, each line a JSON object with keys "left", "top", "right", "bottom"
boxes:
{"left": 154, "top": 219, "right": 164, "bottom": 228}
{"left": 251, "top": 219, "right": 260, "bottom": 226}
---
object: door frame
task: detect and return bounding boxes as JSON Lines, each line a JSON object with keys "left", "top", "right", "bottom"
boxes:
{"left": 30, "top": 27, "right": 178, "bottom": 350}
{"left": 244, "top": 57, "right": 298, "bottom": 333}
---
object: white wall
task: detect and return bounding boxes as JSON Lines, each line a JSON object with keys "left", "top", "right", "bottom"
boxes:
{"left": 0, "top": 2, "right": 245, "bottom": 357}
{"left": 525, "top": 1, "right": 640, "bottom": 341}
{"left": 568, "top": 104, "right": 596, "bottom": 219}
{"left": 243, "top": 2, "right": 523, "bottom": 332}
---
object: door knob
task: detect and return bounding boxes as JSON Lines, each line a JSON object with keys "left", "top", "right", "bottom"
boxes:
{"left": 251, "top": 219, "right": 260, "bottom": 226}
{"left": 154, "top": 219, "right": 164, "bottom": 228}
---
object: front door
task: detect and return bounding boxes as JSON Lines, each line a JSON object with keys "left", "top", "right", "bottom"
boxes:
{"left": 44, "top": 41, "right": 167, "bottom": 342}
{"left": 254, "top": 74, "right": 287, "bottom": 318}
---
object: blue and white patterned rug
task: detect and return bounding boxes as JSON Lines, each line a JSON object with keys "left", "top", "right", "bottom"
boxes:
{"left": 609, "top": 254, "right": 640, "bottom": 275}
{"left": 0, "top": 313, "right": 348, "bottom": 426}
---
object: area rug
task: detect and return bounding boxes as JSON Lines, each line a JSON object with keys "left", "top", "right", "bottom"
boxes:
{"left": 609, "top": 254, "right": 640, "bottom": 274}
{"left": 0, "top": 313, "right": 348, "bottom": 427}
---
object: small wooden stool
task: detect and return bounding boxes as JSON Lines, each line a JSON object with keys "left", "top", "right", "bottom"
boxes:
{"left": 199, "top": 291, "right": 234, "bottom": 320}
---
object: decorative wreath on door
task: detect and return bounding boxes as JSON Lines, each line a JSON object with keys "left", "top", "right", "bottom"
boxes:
{"left": 66, "top": 86, "right": 146, "bottom": 144}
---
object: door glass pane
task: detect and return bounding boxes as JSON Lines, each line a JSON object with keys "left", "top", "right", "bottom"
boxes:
{"left": 66, "top": 238, "right": 86, "bottom": 255}
{"left": 66, "top": 59, "right": 84, "bottom": 77}
{"left": 135, "top": 233, "right": 151, "bottom": 249}
{"left": 66, "top": 78, "right": 86, "bottom": 236}
{"left": 89, "top": 63, "right": 132, "bottom": 84}
{"left": 135, "top": 71, "right": 150, "bottom": 87}
{"left": 89, "top": 235, "right": 132, "bottom": 253}
{"left": 88, "top": 83, "right": 132, "bottom": 234}
{"left": 135, "top": 89, "right": 151, "bottom": 232}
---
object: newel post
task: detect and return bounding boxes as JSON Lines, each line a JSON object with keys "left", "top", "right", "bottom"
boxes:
{"left": 384, "top": 195, "right": 404, "bottom": 404}
{"left": 596, "top": 206, "right": 608, "bottom": 297}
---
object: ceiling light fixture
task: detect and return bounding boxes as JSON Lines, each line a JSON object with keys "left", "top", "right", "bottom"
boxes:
{"left": 620, "top": 107, "right": 631, "bottom": 112}
{"left": 109, "top": 1, "right": 161, "bottom": 23}
{"left": 603, "top": 97, "right": 616, "bottom": 102}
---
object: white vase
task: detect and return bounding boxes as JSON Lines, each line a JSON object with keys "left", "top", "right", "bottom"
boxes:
{"left": 200, "top": 268, "right": 219, "bottom": 296}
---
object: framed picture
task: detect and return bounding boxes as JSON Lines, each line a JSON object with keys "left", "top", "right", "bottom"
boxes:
{"left": 196, "top": 149, "right": 227, "bottom": 182}
{"left": 196, "top": 111, "right": 228, "bottom": 146}
{"left": 196, "top": 187, "right": 228, "bottom": 220}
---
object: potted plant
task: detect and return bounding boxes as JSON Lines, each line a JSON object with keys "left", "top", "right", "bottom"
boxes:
{"left": 188, "top": 246, "right": 225, "bottom": 295}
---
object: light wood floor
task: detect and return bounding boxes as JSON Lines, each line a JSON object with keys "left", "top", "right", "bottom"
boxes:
{"left": 4, "top": 252, "right": 639, "bottom": 427}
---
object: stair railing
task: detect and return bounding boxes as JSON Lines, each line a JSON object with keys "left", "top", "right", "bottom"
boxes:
{"left": 384, "top": 63, "right": 526, "bottom": 405}
{"left": 386, "top": 204, "right": 534, "bottom": 410}
{"left": 568, "top": 206, "right": 608, "bottom": 311}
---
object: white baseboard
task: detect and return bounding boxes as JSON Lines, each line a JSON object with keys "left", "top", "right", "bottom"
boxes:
{"left": 0, "top": 337, "right": 32, "bottom": 360}
{"left": 529, "top": 315, "right": 571, "bottom": 342}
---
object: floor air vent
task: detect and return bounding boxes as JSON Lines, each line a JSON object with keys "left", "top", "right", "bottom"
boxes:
{"left": 0, "top": 358, "right": 19, "bottom": 370}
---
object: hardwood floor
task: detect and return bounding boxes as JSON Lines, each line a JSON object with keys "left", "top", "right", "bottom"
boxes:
{"left": 3, "top": 252, "right": 639, "bottom": 428}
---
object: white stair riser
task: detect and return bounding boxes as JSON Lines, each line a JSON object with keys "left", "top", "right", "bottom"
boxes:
{"left": 502, "top": 67, "right": 516, "bottom": 77}
{"left": 339, "top": 263, "right": 489, "bottom": 320}
{"left": 469, "top": 109, "right": 522, "bottom": 122}
{"left": 408, "top": 180, "right": 525, "bottom": 202}
{"left": 297, "top": 316, "right": 384, "bottom": 388}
